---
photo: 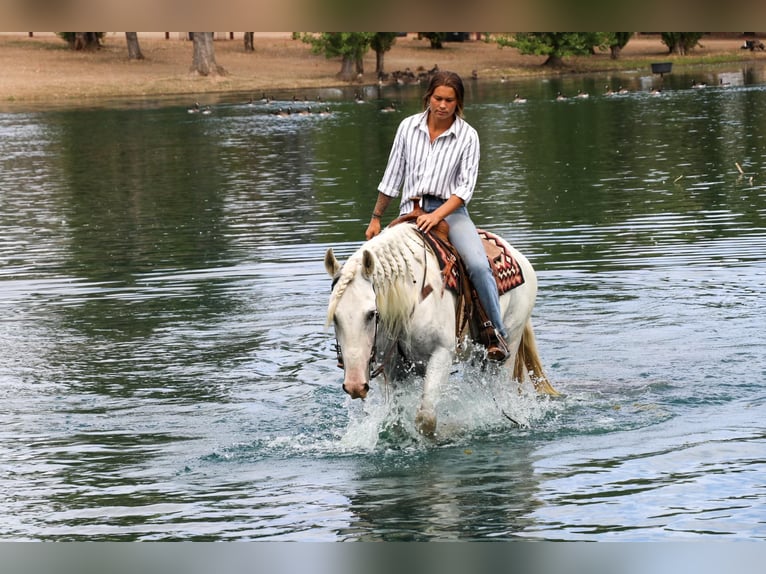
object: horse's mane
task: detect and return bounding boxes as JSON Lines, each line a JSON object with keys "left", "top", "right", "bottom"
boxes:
{"left": 327, "top": 224, "right": 430, "bottom": 337}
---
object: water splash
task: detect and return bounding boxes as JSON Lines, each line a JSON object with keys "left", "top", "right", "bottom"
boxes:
{"left": 338, "top": 363, "right": 562, "bottom": 452}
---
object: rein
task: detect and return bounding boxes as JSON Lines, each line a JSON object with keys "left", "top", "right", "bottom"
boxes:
{"left": 332, "top": 277, "right": 386, "bottom": 381}
{"left": 334, "top": 309, "right": 389, "bottom": 380}
{"left": 368, "top": 309, "right": 382, "bottom": 379}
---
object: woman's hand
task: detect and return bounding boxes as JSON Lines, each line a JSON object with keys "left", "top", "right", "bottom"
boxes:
{"left": 415, "top": 211, "right": 442, "bottom": 233}
{"left": 365, "top": 218, "right": 382, "bottom": 241}
{"left": 365, "top": 192, "right": 392, "bottom": 240}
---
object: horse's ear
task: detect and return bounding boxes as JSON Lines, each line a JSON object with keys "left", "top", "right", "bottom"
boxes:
{"left": 362, "top": 250, "right": 375, "bottom": 279}
{"left": 324, "top": 248, "right": 341, "bottom": 277}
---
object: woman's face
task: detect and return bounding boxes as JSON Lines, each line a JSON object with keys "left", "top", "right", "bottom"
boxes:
{"left": 429, "top": 85, "right": 458, "bottom": 120}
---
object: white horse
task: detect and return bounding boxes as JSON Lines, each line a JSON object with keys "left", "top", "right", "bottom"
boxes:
{"left": 324, "top": 222, "right": 557, "bottom": 437}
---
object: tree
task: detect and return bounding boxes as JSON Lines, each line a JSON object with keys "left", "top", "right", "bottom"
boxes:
{"left": 190, "top": 32, "right": 226, "bottom": 77}
{"left": 298, "top": 33, "right": 374, "bottom": 81}
{"left": 608, "top": 32, "right": 633, "bottom": 59}
{"left": 57, "top": 32, "right": 104, "bottom": 50}
{"left": 125, "top": 32, "right": 144, "bottom": 60}
{"left": 370, "top": 33, "right": 398, "bottom": 74}
{"left": 244, "top": 32, "right": 254, "bottom": 52}
{"left": 497, "top": 32, "right": 610, "bottom": 67}
{"left": 661, "top": 33, "right": 704, "bottom": 55}
{"left": 419, "top": 33, "right": 446, "bottom": 49}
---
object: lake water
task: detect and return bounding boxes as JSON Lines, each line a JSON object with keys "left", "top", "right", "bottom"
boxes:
{"left": 1, "top": 63, "right": 765, "bottom": 541}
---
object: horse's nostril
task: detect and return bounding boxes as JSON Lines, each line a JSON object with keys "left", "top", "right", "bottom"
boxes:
{"left": 342, "top": 384, "right": 350, "bottom": 395}
{"left": 363, "top": 383, "right": 370, "bottom": 393}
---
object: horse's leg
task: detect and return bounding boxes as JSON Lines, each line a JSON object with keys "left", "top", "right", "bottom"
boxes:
{"left": 415, "top": 346, "right": 452, "bottom": 438}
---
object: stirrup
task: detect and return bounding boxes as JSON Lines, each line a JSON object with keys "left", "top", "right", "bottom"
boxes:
{"left": 485, "top": 326, "right": 510, "bottom": 363}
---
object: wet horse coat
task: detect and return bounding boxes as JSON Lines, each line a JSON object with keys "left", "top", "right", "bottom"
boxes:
{"left": 325, "top": 223, "right": 556, "bottom": 436}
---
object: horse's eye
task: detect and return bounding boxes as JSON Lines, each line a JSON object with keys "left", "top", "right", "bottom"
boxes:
{"left": 365, "top": 310, "right": 377, "bottom": 323}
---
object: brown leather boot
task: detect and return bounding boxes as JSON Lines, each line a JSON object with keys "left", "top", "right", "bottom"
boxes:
{"left": 486, "top": 329, "right": 510, "bottom": 363}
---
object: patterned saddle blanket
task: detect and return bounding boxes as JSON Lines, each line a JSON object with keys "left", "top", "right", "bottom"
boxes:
{"left": 421, "top": 227, "right": 525, "bottom": 296}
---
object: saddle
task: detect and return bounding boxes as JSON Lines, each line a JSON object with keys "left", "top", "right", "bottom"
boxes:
{"left": 389, "top": 202, "right": 525, "bottom": 349}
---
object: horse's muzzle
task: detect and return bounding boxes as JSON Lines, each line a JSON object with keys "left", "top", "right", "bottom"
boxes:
{"left": 343, "top": 382, "right": 369, "bottom": 399}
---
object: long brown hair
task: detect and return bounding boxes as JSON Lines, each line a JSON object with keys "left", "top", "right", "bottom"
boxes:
{"left": 422, "top": 71, "right": 465, "bottom": 118}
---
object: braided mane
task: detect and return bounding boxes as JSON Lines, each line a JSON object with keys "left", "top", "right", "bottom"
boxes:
{"left": 327, "top": 224, "right": 431, "bottom": 337}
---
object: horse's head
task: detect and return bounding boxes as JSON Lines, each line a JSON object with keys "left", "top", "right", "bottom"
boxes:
{"left": 325, "top": 247, "right": 378, "bottom": 400}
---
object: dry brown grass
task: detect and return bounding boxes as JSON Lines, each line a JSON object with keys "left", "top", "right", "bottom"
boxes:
{"left": 1, "top": 33, "right": 761, "bottom": 107}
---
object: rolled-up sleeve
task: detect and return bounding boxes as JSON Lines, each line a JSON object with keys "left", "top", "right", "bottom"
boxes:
{"left": 377, "top": 122, "right": 407, "bottom": 198}
{"left": 452, "top": 129, "right": 479, "bottom": 204}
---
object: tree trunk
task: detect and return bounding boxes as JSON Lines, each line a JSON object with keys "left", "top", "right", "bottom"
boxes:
{"left": 610, "top": 45, "right": 621, "bottom": 59}
{"left": 543, "top": 54, "right": 565, "bottom": 67}
{"left": 125, "top": 32, "right": 144, "bottom": 60}
{"left": 74, "top": 32, "right": 86, "bottom": 50}
{"left": 243, "top": 32, "right": 254, "bottom": 52}
{"left": 355, "top": 55, "right": 364, "bottom": 76}
{"left": 375, "top": 50, "right": 384, "bottom": 74}
{"left": 73, "top": 32, "right": 101, "bottom": 51}
{"left": 337, "top": 54, "right": 356, "bottom": 81}
{"left": 190, "top": 32, "right": 226, "bottom": 76}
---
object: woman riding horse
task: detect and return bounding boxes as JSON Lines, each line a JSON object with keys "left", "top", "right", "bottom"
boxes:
{"left": 325, "top": 222, "right": 558, "bottom": 437}
{"left": 364, "top": 70, "right": 510, "bottom": 363}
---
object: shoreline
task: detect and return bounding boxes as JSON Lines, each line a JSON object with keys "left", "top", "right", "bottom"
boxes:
{"left": 2, "top": 33, "right": 764, "bottom": 110}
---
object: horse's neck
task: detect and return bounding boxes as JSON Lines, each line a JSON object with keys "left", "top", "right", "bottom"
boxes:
{"left": 369, "top": 226, "right": 444, "bottom": 328}
{"left": 371, "top": 227, "right": 426, "bottom": 282}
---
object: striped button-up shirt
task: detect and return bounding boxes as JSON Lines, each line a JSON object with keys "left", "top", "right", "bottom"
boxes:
{"left": 377, "top": 110, "right": 480, "bottom": 215}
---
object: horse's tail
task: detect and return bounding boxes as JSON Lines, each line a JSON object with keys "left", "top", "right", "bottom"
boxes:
{"left": 513, "top": 319, "right": 559, "bottom": 396}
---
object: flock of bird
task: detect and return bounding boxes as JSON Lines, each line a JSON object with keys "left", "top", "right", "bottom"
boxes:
{"left": 186, "top": 102, "right": 213, "bottom": 115}
{"left": 187, "top": 92, "right": 336, "bottom": 118}
{"left": 187, "top": 63, "right": 441, "bottom": 116}
{"left": 186, "top": 89, "right": 404, "bottom": 118}
{"left": 187, "top": 76, "right": 724, "bottom": 116}
{"left": 511, "top": 79, "right": 725, "bottom": 104}
{"left": 376, "top": 64, "right": 442, "bottom": 86}
{"left": 547, "top": 85, "right": 642, "bottom": 101}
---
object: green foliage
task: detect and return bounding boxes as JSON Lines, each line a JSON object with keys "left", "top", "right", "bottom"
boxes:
{"left": 610, "top": 32, "right": 634, "bottom": 49}
{"left": 661, "top": 33, "right": 704, "bottom": 55}
{"left": 297, "top": 32, "right": 375, "bottom": 60}
{"left": 296, "top": 32, "right": 377, "bottom": 80}
{"left": 370, "top": 33, "right": 398, "bottom": 53}
{"left": 496, "top": 33, "right": 611, "bottom": 66}
{"left": 605, "top": 32, "right": 634, "bottom": 59}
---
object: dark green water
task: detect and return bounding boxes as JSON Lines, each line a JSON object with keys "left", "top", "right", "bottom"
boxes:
{"left": 1, "top": 65, "right": 764, "bottom": 540}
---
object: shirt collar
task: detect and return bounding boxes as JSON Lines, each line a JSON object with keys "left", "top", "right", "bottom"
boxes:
{"left": 417, "top": 109, "right": 461, "bottom": 138}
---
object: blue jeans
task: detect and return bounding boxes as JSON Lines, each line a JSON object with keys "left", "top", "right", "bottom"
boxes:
{"left": 421, "top": 196, "right": 507, "bottom": 338}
